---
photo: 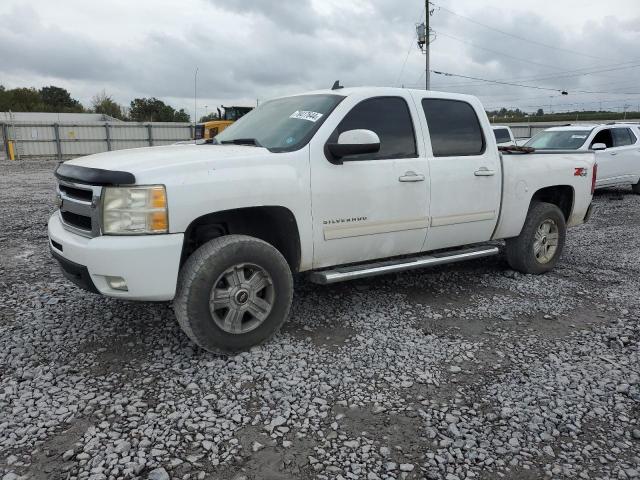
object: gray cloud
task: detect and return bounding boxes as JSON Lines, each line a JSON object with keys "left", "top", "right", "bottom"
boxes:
{"left": 207, "top": 0, "right": 319, "bottom": 34}
{"left": 0, "top": 0, "right": 638, "bottom": 115}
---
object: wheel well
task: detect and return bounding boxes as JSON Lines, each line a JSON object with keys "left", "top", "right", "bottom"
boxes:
{"left": 181, "top": 206, "right": 301, "bottom": 273}
{"left": 530, "top": 185, "right": 574, "bottom": 220}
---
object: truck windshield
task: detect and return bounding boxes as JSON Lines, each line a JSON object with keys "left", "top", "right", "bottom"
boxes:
{"left": 214, "top": 94, "right": 344, "bottom": 152}
{"left": 525, "top": 130, "right": 591, "bottom": 150}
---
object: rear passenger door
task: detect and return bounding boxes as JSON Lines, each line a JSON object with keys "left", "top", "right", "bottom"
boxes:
{"left": 418, "top": 97, "right": 502, "bottom": 251}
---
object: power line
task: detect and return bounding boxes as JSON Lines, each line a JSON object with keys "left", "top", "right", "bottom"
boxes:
{"left": 426, "top": 69, "right": 640, "bottom": 96}
{"left": 484, "top": 98, "right": 639, "bottom": 110}
{"left": 430, "top": 70, "right": 567, "bottom": 93}
{"left": 431, "top": 61, "right": 640, "bottom": 90}
{"left": 434, "top": 3, "right": 614, "bottom": 62}
{"left": 395, "top": 6, "right": 426, "bottom": 86}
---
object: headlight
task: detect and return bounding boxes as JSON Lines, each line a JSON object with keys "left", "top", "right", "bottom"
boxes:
{"left": 102, "top": 185, "right": 168, "bottom": 235}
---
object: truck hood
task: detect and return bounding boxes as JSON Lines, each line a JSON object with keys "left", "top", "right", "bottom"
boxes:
{"left": 65, "top": 144, "right": 270, "bottom": 177}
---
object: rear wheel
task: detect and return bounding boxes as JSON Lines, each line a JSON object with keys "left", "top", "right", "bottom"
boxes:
{"left": 505, "top": 202, "right": 566, "bottom": 274}
{"left": 174, "top": 235, "right": 293, "bottom": 353}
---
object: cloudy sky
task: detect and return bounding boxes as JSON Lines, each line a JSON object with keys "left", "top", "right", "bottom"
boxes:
{"left": 1, "top": 0, "right": 639, "bottom": 117}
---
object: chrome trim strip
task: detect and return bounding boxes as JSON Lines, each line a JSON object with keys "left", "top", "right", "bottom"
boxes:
{"left": 323, "top": 217, "right": 430, "bottom": 240}
{"left": 308, "top": 246, "right": 500, "bottom": 284}
{"left": 430, "top": 211, "right": 496, "bottom": 227}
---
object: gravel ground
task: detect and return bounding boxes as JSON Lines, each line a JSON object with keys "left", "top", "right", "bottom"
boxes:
{"left": 0, "top": 158, "right": 639, "bottom": 480}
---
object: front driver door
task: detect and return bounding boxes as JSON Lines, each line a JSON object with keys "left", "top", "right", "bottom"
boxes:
{"left": 309, "top": 95, "right": 430, "bottom": 269}
{"left": 609, "top": 128, "right": 639, "bottom": 185}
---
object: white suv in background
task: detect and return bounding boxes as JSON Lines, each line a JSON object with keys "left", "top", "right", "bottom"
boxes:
{"left": 525, "top": 123, "right": 640, "bottom": 193}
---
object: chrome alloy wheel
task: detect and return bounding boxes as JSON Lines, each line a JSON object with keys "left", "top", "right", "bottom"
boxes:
{"left": 209, "top": 263, "right": 275, "bottom": 334}
{"left": 533, "top": 219, "right": 559, "bottom": 264}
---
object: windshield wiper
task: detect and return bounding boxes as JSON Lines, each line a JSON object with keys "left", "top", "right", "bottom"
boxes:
{"left": 219, "top": 138, "right": 263, "bottom": 147}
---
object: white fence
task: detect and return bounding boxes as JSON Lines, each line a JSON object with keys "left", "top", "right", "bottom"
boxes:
{"left": 1, "top": 121, "right": 194, "bottom": 159}
{"left": 3, "top": 118, "right": 631, "bottom": 160}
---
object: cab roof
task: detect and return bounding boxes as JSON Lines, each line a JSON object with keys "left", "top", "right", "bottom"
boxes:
{"left": 545, "top": 123, "right": 640, "bottom": 132}
{"left": 286, "top": 86, "right": 481, "bottom": 103}
{"left": 545, "top": 125, "right": 596, "bottom": 132}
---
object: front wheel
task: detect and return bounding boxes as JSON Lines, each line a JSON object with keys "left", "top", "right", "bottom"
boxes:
{"left": 174, "top": 235, "right": 293, "bottom": 354}
{"left": 505, "top": 202, "right": 566, "bottom": 274}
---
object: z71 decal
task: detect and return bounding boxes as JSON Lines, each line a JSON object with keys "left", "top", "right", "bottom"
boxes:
{"left": 574, "top": 167, "right": 588, "bottom": 177}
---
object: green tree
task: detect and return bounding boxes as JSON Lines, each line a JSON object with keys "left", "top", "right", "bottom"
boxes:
{"left": 91, "top": 91, "right": 125, "bottom": 120}
{"left": 3, "top": 88, "right": 43, "bottom": 111}
{"left": 199, "top": 112, "right": 219, "bottom": 123}
{"left": 174, "top": 108, "right": 190, "bottom": 122}
{"left": 536, "top": 108, "right": 544, "bottom": 116}
{"left": 39, "top": 86, "right": 83, "bottom": 112}
{"left": 129, "top": 97, "right": 190, "bottom": 122}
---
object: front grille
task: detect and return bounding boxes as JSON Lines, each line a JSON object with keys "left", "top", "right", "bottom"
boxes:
{"left": 59, "top": 184, "right": 93, "bottom": 202}
{"left": 61, "top": 211, "right": 92, "bottom": 230}
{"left": 57, "top": 180, "right": 102, "bottom": 237}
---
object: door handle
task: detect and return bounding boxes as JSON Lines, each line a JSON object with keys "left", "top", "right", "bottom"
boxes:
{"left": 474, "top": 167, "right": 495, "bottom": 176}
{"left": 399, "top": 171, "right": 425, "bottom": 182}
{"left": 610, "top": 152, "right": 618, "bottom": 155}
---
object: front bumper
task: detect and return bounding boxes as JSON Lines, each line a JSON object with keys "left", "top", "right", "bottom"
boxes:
{"left": 48, "top": 213, "right": 184, "bottom": 301}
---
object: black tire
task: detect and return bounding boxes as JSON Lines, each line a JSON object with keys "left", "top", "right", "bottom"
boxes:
{"left": 174, "top": 235, "right": 293, "bottom": 354}
{"left": 632, "top": 180, "right": 640, "bottom": 195}
{"left": 505, "top": 202, "right": 566, "bottom": 274}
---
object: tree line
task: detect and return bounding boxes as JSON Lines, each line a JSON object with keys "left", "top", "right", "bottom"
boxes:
{"left": 0, "top": 85, "right": 190, "bottom": 122}
{"left": 486, "top": 106, "right": 639, "bottom": 123}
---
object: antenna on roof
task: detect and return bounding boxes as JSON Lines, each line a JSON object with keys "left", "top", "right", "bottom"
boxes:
{"left": 331, "top": 80, "right": 344, "bottom": 90}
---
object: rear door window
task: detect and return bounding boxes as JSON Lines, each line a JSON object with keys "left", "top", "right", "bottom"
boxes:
{"left": 612, "top": 128, "right": 634, "bottom": 147}
{"left": 422, "top": 99, "right": 485, "bottom": 157}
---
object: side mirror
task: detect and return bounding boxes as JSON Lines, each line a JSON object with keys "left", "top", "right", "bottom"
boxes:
{"left": 591, "top": 143, "right": 607, "bottom": 151}
{"left": 327, "top": 129, "right": 380, "bottom": 162}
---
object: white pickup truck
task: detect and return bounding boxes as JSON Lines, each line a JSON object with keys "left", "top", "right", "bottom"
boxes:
{"left": 49, "top": 87, "right": 596, "bottom": 353}
{"left": 525, "top": 123, "right": 640, "bottom": 193}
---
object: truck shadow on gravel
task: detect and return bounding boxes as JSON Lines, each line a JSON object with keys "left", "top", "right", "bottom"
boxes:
{"left": 420, "top": 306, "right": 614, "bottom": 341}
{"left": 212, "top": 425, "right": 318, "bottom": 480}
{"left": 24, "top": 418, "right": 92, "bottom": 480}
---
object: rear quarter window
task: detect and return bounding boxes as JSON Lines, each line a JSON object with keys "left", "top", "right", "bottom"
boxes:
{"left": 422, "top": 99, "right": 486, "bottom": 157}
{"left": 493, "top": 128, "right": 511, "bottom": 144}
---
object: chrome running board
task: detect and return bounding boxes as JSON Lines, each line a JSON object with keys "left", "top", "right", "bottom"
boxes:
{"left": 308, "top": 245, "right": 500, "bottom": 285}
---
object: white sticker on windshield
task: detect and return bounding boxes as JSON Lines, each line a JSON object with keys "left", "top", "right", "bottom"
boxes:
{"left": 571, "top": 135, "right": 587, "bottom": 139}
{"left": 290, "top": 110, "right": 323, "bottom": 122}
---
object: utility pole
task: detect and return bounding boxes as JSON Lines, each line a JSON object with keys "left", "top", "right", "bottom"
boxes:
{"left": 416, "top": 2, "right": 433, "bottom": 90}
{"left": 194, "top": 66, "right": 199, "bottom": 126}
{"left": 424, "top": 0, "right": 430, "bottom": 90}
